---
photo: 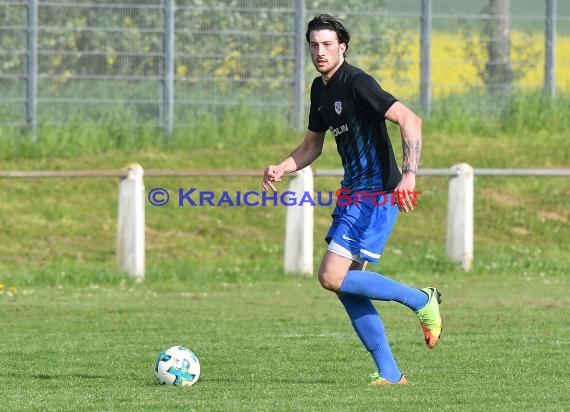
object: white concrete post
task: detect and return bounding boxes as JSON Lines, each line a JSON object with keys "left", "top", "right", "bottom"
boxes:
{"left": 446, "top": 163, "right": 474, "bottom": 271}
{"left": 117, "top": 163, "right": 145, "bottom": 281}
{"left": 284, "top": 166, "right": 314, "bottom": 275}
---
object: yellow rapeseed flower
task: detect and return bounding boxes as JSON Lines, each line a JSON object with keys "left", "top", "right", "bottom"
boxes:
{"left": 107, "top": 54, "right": 117, "bottom": 66}
{"left": 176, "top": 64, "right": 188, "bottom": 77}
{"left": 372, "top": 31, "right": 570, "bottom": 99}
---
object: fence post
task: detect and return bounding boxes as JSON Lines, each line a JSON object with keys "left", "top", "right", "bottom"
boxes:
{"left": 27, "top": 0, "right": 38, "bottom": 142}
{"left": 545, "top": 0, "right": 557, "bottom": 97}
{"left": 292, "top": 0, "right": 306, "bottom": 131}
{"left": 162, "top": 0, "right": 175, "bottom": 136}
{"left": 446, "top": 163, "right": 473, "bottom": 271}
{"left": 420, "top": 0, "right": 432, "bottom": 115}
{"left": 117, "top": 163, "right": 145, "bottom": 281}
{"left": 284, "top": 166, "right": 313, "bottom": 275}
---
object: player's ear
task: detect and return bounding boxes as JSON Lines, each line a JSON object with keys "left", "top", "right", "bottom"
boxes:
{"left": 339, "top": 43, "right": 347, "bottom": 55}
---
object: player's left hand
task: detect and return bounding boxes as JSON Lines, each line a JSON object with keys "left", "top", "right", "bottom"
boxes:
{"left": 394, "top": 172, "right": 417, "bottom": 213}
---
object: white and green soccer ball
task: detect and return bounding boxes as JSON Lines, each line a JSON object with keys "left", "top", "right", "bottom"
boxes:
{"left": 154, "top": 345, "right": 201, "bottom": 386}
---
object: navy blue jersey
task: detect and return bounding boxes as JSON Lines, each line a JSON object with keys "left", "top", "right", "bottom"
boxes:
{"left": 308, "top": 62, "right": 401, "bottom": 192}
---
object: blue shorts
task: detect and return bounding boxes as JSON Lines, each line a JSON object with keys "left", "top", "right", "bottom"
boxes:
{"left": 325, "top": 192, "right": 399, "bottom": 264}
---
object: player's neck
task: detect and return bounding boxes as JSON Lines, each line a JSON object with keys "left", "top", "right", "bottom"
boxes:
{"left": 322, "top": 59, "right": 344, "bottom": 85}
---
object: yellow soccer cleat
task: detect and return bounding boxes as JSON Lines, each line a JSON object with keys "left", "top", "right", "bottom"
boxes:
{"left": 416, "top": 287, "right": 443, "bottom": 349}
{"left": 369, "top": 372, "right": 407, "bottom": 386}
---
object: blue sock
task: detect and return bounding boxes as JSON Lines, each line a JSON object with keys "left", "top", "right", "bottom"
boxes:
{"left": 338, "top": 293, "right": 401, "bottom": 382}
{"left": 339, "top": 270, "right": 428, "bottom": 311}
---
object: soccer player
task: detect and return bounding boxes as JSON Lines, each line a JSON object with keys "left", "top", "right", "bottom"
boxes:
{"left": 262, "top": 14, "right": 442, "bottom": 385}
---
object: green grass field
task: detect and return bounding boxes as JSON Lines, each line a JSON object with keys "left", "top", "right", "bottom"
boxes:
{"left": 1, "top": 274, "right": 568, "bottom": 411}
{"left": 0, "top": 97, "right": 569, "bottom": 411}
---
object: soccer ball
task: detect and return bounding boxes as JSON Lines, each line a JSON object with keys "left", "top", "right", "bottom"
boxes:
{"left": 154, "top": 345, "right": 201, "bottom": 386}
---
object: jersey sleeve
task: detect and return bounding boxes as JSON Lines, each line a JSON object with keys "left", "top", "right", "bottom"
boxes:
{"left": 352, "top": 73, "right": 398, "bottom": 116}
{"left": 308, "top": 79, "right": 328, "bottom": 133}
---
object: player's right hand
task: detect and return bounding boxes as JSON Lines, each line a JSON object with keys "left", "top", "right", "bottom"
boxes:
{"left": 262, "top": 165, "right": 283, "bottom": 192}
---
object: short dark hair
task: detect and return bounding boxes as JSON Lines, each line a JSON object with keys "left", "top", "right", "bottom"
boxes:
{"left": 305, "top": 14, "right": 350, "bottom": 54}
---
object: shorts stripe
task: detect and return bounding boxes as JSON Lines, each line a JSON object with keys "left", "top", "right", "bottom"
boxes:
{"left": 360, "top": 248, "right": 381, "bottom": 260}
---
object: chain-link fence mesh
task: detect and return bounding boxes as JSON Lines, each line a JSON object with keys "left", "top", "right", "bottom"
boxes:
{"left": 1, "top": 0, "right": 569, "bottom": 129}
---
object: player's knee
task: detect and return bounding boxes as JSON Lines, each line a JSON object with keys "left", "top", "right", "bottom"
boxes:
{"left": 317, "top": 267, "right": 343, "bottom": 292}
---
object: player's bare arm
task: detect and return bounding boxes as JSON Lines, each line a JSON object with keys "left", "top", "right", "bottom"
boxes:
{"left": 385, "top": 101, "right": 423, "bottom": 212}
{"left": 262, "top": 129, "right": 326, "bottom": 192}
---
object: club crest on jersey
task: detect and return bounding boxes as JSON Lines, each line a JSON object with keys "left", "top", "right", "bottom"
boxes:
{"left": 334, "top": 100, "right": 343, "bottom": 115}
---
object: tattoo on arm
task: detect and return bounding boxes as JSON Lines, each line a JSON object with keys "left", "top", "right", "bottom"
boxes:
{"left": 402, "top": 140, "right": 422, "bottom": 174}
